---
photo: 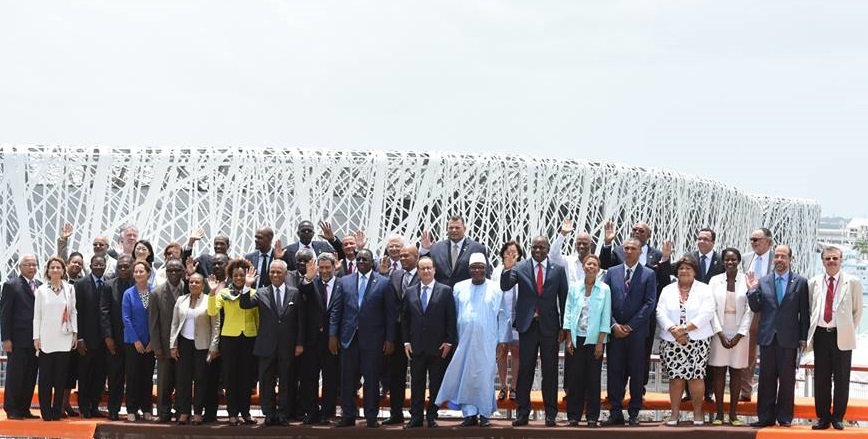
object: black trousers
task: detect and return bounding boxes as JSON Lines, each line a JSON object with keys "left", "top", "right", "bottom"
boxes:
{"left": 3, "top": 346, "right": 38, "bottom": 417}
{"left": 516, "top": 320, "right": 560, "bottom": 419}
{"left": 813, "top": 329, "right": 852, "bottom": 423}
{"left": 221, "top": 335, "right": 254, "bottom": 417}
{"left": 175, "top": 337, "right": 208, "bottom": 415}
{"left": 298, "top": 332, "right": 340, "bottom": 420}
{"left": 408, "top": 352, "right": 446, "bottom": 421}
{"left": 37, "top": 351, "right": 69, "bottom": 420}
{"left": 756, "top": 339, "right": 797, "bottom": 425}
{"left": 606, "top": 332, "right": 646, "bottom": 419}
{"left": 203, "top": 355, "right": 220, "bottom": 419}
{"left": 124, "top": 345, "right": 155, "bottom": 415}
{"left": 258, "top": 355, "right": 293, "bottom": 419}
{"left": 154, "top": 355, "right": 176, "bottom": 417}
{"left": 76, "top": 345, "right": 106, "bottom": 415}
{"left": 565, "top": 337, "right": 603, "bottom": 421}
{"left": 385, "top": 325, "right": 408, "bottom": 417}
{"left": 105, "top": 346, "right": 126, "bottom": 415}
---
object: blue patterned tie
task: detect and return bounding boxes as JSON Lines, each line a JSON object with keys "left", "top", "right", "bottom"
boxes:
{"left": 421, "top": 285, "right": 429, "bottom": 313}
{"left": 358, "top": 274, "right": 367, "bottom": 307}
{"left": 775, "top": 276, "right": 785, "bottom": 304}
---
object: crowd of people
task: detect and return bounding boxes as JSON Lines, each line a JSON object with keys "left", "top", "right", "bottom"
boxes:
{"left": 0, "top": 216, "right": 862, "bottom": 430}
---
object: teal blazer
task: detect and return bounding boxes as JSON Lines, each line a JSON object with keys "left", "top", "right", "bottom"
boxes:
{"left": 562, "top": 280, "right": 611, "bottom": 346}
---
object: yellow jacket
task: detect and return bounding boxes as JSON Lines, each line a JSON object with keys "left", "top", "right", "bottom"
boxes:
{"left": 208, "top": 287, "right": 259, "bottom": 337}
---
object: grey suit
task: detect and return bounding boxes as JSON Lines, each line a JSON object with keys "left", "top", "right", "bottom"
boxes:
{"left": 739, "top": 250, "right": 774, "bottom": 399}
{"left": 148, "top": 280, "right": 185, "bottom": 418}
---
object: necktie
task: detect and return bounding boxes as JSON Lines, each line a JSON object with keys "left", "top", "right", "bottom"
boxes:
{"left": 451, "top": 243, "right": 460, "bottom": 269}
{"left": 321, "top": 281, "right": 329, "bottom": 307}
{"left": 391, "top": 261, "right": 398, "bottom": 274}
{"left": 824, "top": 277, "right": 835, "bottom": 323}
{"left": 775, "top": 276, "right": 785, "bottom": 305}
{"left": 421, "top": 285, "right": 429, "bottom": 312}
{"left": 259, "top": 253, "right": 269, "bottom": 287}
{"left": 29, "top": 280, "right": 37, "bottom": 293}
{"left": 96, "top": 278, "right": 103, "bottom": 290}
{"left": 403, "top": 271, "right": 411, "bottom": 288}
{"left": 753, "top": 256, "right": 762, "bottom": 276}
{"left": 700, "top": 255, "right": 708, "bottom": 279}
{"left": 625, "top": 268, "right": 633, "bottom": 291}
{"left": 358, "top": 275, "right": 367, "bottom": 307}
{"left": 536, "top": 263, "right": 544, "bottom": 296}
{"left": 348, "top": 260, "right": 354, "bottom": 274}
{"left": 274, "top": 286, "right": 283, "bottom": 311}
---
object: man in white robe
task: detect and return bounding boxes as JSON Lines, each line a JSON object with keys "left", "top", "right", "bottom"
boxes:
{"left": 435, "top": 253, "right": 507, "bottom": 427}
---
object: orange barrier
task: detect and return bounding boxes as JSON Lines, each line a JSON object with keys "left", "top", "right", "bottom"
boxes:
{"left": 756, "top": 425, "right": 868, "bottom": 439}
{"left": 0, "top": 412, "right": 98, "bottom": 439}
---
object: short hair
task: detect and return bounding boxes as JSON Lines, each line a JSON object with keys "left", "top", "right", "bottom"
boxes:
{"left": 133, "top": 260, "right": 152, "bottom": 273}
{"left": 163, "top": 241, "right": 182, "bottom": 258}
{"left": 720, "top": 247, "right": 742, "bottom": 263}
{"left": 214, "top": 235, "right": 230, "bottom": 245}
{"left": 295, "top": 248, "right": 315, "bottom": 262}
{"left": 225, "top": 258, "right": 252, "bottom": 276}
{"left": 317, "top": 252, "right": 337, "bottom": 266}
{"left": 758, "top": 227, "right": 773, "bottom": 240}
{"left": 821, "top": 246, "right": 843, "bottom": 259}
{"left": 68, "top": 251, "right": 84, "bottom": 261}
{"left": 119, "top": 223, "right": 138, "bottom": 235}
{"left": 418, "top": 255, "right": 434, "bottom": 266}
{"left": 698, "top": 228, "right": 716, "bottom": 242}
{"left": 188, "top": 272, "right": 205, "bottom": 282}
{"left": 448, "top": 215, "right": 465, "bottom": 225}
{"left": 44, "top": 256, "right": 68, "bottom": 280}
{"left": 270, "top": 259, "right": 288, "bottom": 271}
{"left": 134, "top": 239, "right": 155, "bottom": 264}
{"left": 581, "top": 253, "right": 601, "bottom": 265}
{"left": 673, "top": 255, "right": 700, "bottom": 275}
{"left": 499, "top": 239, "right": 525, "bottom": 260}
{"left": 90, "top": 254, "right": 106, "bottom": 264}
{"left": 623, "top": 237, "right": 642, "bottom": 248}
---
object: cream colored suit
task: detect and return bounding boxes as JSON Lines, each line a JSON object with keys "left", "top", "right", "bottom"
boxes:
{"left": 806, "top": 272, "right": 863, "bottom": 352}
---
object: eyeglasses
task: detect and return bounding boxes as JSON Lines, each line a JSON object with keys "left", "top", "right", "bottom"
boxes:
{"left": 823, "top": 256, "right": 840, "bottom": 261}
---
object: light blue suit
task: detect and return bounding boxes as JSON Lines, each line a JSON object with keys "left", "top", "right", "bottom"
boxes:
{"left": 562, "top": 280, "right": 611, "bottom": 346}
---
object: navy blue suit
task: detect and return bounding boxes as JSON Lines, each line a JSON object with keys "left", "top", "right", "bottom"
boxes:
{"left": 0, "top": 275, "right": 40, "bottom": 417}
{"left": 298, "top": 276, "right": 341, "bottom": 421}
{"left": 602, "top": 263, "right": 657, "bottom": 420}
{"left": 501, "top": 258, "right": 569, "bottom": 419}
{"left": 329, "top": 271, "right": 397, "bottom": 423}
{"left": 747, "top": 271, "right": 809, "bottom": 425}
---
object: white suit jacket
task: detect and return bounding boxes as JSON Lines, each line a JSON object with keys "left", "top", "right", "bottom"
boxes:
{"left": 806, "top": 272, "right": 863, "bottom": 351}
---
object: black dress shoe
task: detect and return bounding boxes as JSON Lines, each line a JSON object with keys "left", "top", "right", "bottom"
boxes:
{"left": 568, "top": 419, "right": 579, "bottom": 427}
{"left": 479, "top": 417, "right": 491, "bottom": 427}
{"left": 601, "top": 417, "right": 625, "bottom": 426}
{"left": 461, "top": 416, "right": 479, "bottom": 426}
{"left": 811, "top": 421, "right": 830, "bottom": 430}
{"left": 91, "top": 410, "right": 106, "bottom": 418}
{"left": 545, "top": 417, "right": 557, "bottom": 427}
{"left": 749, "top": 421, "right": 773, "bottom": 428}
{"left": 404, "top": 419, "right": 423, "bottom": 429}
{"left": 278, "top": 417, "right": 292, "bottom": 426}
{"left": 302, "top": 415, "right": 318, "bottom": 425}
{"left": 382, "top": 416, "right": 404, "bottom": 425}
{"left": 23, "top": 412, "right": 39, "bottom": 419}
{"left": 242, "top": 416, "right": 257, "bottom": 425}
{"left": 158, "top": 415, "right": 172, "bottom": 423}
{"left": 738, "top": 395, "right": 751, "bottom": 402}
{"left": 832, "top": 421, "right": 845, "bottom": 430}
{"left": 628, "top": 417, "right": 640, "bottom": 426}
{"left": 318, "top": 418, "right": 333, "bottom": 426}
{"left": 335, "top": 417, "right": 355, "bottom": 427}
{"left": 65, "top": 407, "right": 80, "bottom": 417}
{"left": 108, "top": 413, "right": 119, "bottom": 421}
{"left": 7, "top": 415, "right": 24, "bottom": 420}
{"left": 426, "top": 418, "right": 439, "bottom": 428}
{"left": 778, "top": 422, "right": 792, "bottom": 427}
{"left": 512, "top": 415, "right": 528, "bottom": 426}
{"left": 367, "top": 419, "right": 380, "bottom": 428}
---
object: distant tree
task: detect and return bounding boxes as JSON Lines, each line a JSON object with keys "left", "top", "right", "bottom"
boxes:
{"left": 854, "top": 239, "right": 868, "bottom": 258}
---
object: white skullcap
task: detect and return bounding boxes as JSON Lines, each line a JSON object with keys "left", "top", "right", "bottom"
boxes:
{"left": 468, "top": 253, "right": 486, "bottom": 266}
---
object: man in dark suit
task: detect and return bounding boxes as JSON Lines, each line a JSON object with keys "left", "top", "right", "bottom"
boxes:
{"left": 501, "top": 236, "right": 569, "bottom": 427}
{"left": 402, "top": 256, "right": 456, "bottom": 428}
{"left": 245, "top": 226, "right": 276, "bottom": 288}
{"left": 336, "top": 232, "right": 365, "bottom": 277}
{"left": 181, "top": 227, "right": 231, "bottom": 277}
{"left": 420, "top": 215, "right": 489, "bottom": 287}
{"left": 601, "top": 238, "right": 658, "bottom": 426}
{"left": 298, "top": 252, "right": 341, "bottom": 425}
{"left": 240, "top": 259, "right": 308, "bottom": 426}
{"left": 147, "top": 259, "right": 186, "bottom": 422}
{"left": 746, "top": 245, "right": 809, "bottom": 428}
{"left": 381, "top": 244, "right": 420, "bottom": 425}
{"left": 280, "top": 220, "right": 344, "bottom": 271}
{"left": 1, "top": 255, "right": 41, "bottom": 419}
{"left": 74, "top": 255, "right": 108, "bottom": 418}
{"left": 329, "top": 249, "right": 397, "bottom": 428}
{"left": 99, "top": 255, "right": 134, "bottom": 420}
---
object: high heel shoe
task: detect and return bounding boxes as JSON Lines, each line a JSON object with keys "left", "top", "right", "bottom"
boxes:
{"left": 178, "top": 414, "right": 189, "bottom": 425}
{"left": 191, "top": 415, "right": 203, "bottom": 425}
{"left": 498, "top": 388, "right": 507, "bottom": 401}
{"left": 228, "top": 416, "right": 239, "bottom": 426}
{"left": 508, "top": 388, "right": 516, "bottom": 400}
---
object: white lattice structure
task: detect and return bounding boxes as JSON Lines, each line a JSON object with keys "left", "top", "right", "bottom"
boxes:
{"left": 1, "top": 144, "right": 820, "bottom": 277}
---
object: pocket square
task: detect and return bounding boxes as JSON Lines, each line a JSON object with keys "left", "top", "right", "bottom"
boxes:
{"left": 287, "top": 301, "right": 294, "bottom": 306}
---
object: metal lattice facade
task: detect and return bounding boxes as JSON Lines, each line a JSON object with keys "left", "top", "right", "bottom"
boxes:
{"left": 1, "top": 144, "right": 820, "bottom": 277}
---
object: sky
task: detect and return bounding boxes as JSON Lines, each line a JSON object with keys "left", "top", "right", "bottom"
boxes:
{"left": 2, "top": 1, "right": 867, "bottom": 217}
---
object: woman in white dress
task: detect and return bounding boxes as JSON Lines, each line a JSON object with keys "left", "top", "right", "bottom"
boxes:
{"left": 708, "top": 248, "right": 753, "bottom": 426}
{"left": 33, "top": 256, "right": 77, "bottom": 421}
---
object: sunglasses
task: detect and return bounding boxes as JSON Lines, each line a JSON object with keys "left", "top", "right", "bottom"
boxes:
{"left": 823, "top": 256, "right": 840, "bottom": 261}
